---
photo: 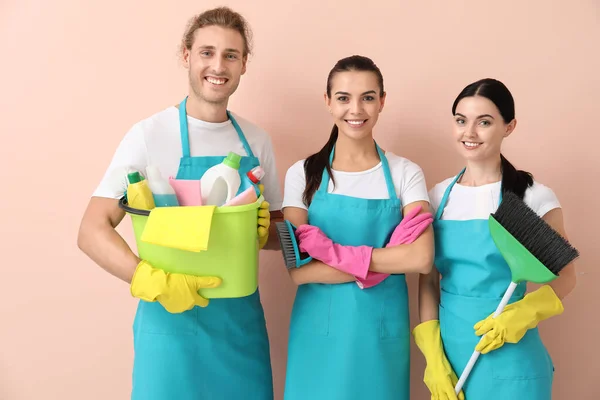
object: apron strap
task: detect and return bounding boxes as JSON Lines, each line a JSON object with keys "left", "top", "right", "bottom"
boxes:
{"left": 227, "top": 111, "right": 255, "bottom": 158}
{"left": 179, "top": 97, "right": 191, "bottom": 158}
{"left": 434, "top": 167, "right": 465, "bottom": 220}
{"left": 318, "top": 141, "right": 396, "bottom": 199}
{"left": 178, "top": 98, "right": 255, "bottom": 159}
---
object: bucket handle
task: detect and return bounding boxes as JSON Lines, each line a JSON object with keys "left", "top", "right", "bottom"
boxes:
{"left": 118, "top": 196, "right": 150, "bottom": 216}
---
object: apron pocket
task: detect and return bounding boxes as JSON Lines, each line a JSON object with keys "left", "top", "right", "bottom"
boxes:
{"left": 490, "top": 328, "right": 553, "bottom": 380}
{"left": 135, "top": 300, "right": 198, "bottom": 336}
{"left": 290, "top": 284, "right": 331, "bottom": 336}
{"left": 380, "top": 276, "right": 410, "bottom": 339}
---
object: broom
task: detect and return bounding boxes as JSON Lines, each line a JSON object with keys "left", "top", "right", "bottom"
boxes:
{"left": 275, "top": 220, "right": 313, "bottom": 268}
{"left": 454, "top": 191, "right": 579, "bottom": 394}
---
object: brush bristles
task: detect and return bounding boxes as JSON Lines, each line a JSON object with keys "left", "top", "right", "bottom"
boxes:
{"left": 492, "top": 191, "right": 579, "bottom": 275}
{"left": 275, "top": 222, "right": 297, "bottom": 268}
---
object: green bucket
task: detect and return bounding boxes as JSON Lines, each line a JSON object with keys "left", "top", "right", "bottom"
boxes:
{"left": 119, "top": 196, "right": 261, "bottom": 299}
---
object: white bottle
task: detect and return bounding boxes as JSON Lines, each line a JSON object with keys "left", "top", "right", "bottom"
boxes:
{"left": 145, "top": 165, "right": 179, "bottom": 207}
{"left": 200, "top": 152, "right": 242, "bottom": 206}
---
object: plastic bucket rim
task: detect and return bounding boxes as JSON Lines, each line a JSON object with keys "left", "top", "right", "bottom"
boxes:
{"left": 118, "top": 195, "right": 264, "bottom": 216}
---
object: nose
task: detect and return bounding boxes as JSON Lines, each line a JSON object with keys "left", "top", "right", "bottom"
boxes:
{"left": 464, "top": 121, "right": 477, "bottom": 138}
{"left": 349, "top": 100, "right": 364, "bottom": 115}
{"left": 211, "top": 57, "right": 226, "bottom": 75}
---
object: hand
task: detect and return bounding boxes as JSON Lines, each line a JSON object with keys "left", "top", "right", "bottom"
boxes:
{"left": 474, "top": 285, "right": 564, "bottom": 354}
{"left": 130, "top": 260, "right": 222, "bottom": 313}
{"left": 387, "top": 205, "right": 433, "bottom": 246}
{"left": 356, "top": 206, "right": 433, "bottom": 289}
{"left": 257, "top": 183, "right": 270, "bottom": 249}
{"left": 295, "top": 224, "right": 373, "bottom": 279}
{"left": 413, "top": 320, "right": 465, "bottom": 400}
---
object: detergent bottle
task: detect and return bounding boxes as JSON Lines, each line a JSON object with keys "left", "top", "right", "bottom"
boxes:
{"left": 127, "top": 171, "right": 155, "bottom": 210}
{"left": 200, "top": 152, "right": 242, "bottom": 206}
{"left": 145, "top": 165, "right": 179, "bottom": 207}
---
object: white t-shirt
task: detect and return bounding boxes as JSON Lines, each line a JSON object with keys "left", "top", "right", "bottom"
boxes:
{"left": 282, "top": 152, "right": 430, "bottom": 210}
{"left": 429, "top": 177, "right": 560, "bottom": 220}
{"left": 92, "top": 106, "right": 283, "bottom": 211}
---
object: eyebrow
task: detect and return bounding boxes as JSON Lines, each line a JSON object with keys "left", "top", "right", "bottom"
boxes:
{"left": 198, "top": 45, "right": 241, "bottom": 54}
{"left": 334, "top": 90, "right": 377, "bottom": 96}
{"left": 455, "top": 113, "right": 495, "bottom": 119}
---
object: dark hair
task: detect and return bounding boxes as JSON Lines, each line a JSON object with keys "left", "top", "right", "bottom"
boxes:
{"left": 302, "top": 55, "right": 385, "bottom": 206}
{"left": 452, "top": 78, "right": 533, "bottom": 199}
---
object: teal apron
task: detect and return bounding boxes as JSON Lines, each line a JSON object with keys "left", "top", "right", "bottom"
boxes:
{"left": 434, "top": 169, "right": 554, "bottom": 399}
{"left": 284, "top": 143, "right": 410, "bottom": 400}
{"left": 131, "top": 97, "right": 273, "bottom": 400}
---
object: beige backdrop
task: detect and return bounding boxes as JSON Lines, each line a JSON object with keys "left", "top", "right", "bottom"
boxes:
{"left": 1, "top": 0, "right": 598, "bottom": 399}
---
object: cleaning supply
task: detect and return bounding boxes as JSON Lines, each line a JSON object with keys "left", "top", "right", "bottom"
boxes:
{"left": 453, "top": 191, "right": 579, "bottom": 395}
{"left": 145, "top": 165, "right": 179, "bottom": 207}
{"left": 140, "top": 205, "right": 217, "bottom": 252}
{"left": 474, "top": 285, "right": 564, "bottom": 353}
{"left": 295, "top": 224, "right": 373, "bottom": 279}
{"left": 126, "top": 171, "right": 155, "bottom": 210}
{"left": 224, "top": 166, "right": 265, "bottom": 206}
{"left": 130, "top": 260, "right": 222, "bottom": 312}
{"left": 274, "top": 220, "right": 313, "bottom": 268}
{"left": 357, "top": 206, "right": 433, "bottom": 289}
{"left": 169, "top": 177, "right": 202, "bottom": 206}
{"left": 200, "top": 152, "right": 242, "bottom": 206}
{"left": 413, "top": 319, "right": 465, "bottom": 400}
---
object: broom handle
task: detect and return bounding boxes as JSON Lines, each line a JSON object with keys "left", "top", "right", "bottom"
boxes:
{"left": 454, "top": 281, "right": 518, "bottom": 395}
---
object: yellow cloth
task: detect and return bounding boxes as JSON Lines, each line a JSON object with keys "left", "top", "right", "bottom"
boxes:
{"left": 413, "top": 320, "right": 465, "bottom": 400}
{"left": 257, "top": 184, "right": 270, "bottom": 249}
{"left": 474, "top": 285, "right": 564, "bottom": 354}
{"left": 141, "top": 206, "right": 217, "bottom": 252}
{"left": 130, "top": 260, "right": 222, "bottom": 313}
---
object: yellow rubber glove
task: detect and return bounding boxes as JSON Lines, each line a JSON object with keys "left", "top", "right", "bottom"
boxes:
{"left": 413, "top": 320, "right": 465, "bottom": 400}
{"left": 474, "top": 285, "right": 564, "bottom": 354}
{"left": 130, "top": 260, "right": 222, "bottom": 313}
{"left": 257, "top": 183, "right": 270, "bottom": 249}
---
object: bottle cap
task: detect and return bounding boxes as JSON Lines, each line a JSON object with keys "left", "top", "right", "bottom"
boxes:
{"left": 127, "top": 171, "right": 142, "bottom": 184}
{"left": 247, "top": 166, "right": 265, "bottom": 183}
{"left": 223, "top": 152, "right": 242, "bottom": 169}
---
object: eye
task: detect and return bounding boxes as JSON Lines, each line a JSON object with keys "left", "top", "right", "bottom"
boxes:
{"left": 479, "top": 120, "right": 491, "bottom": 126}
{"left": 455, "top": 118, "right": 465, "bottom": 125}
{"left": 337, "top": 96, "right": 348, "bottom": 102}
{"left": 200, "top": 51, "right": 211, "bottom": 57}
{"left": 226, "top": 53, "right": 238, "bottom": 60}
{"left": 363, "top": 96, "right": 375, "bottom": 101}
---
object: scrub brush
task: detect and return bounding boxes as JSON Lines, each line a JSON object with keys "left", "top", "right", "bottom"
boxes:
{"left": 455, "top": 191, "right": 580, "bottom": 394}
{"left": 275, "top": 221, "right": 313, "bottom": 268}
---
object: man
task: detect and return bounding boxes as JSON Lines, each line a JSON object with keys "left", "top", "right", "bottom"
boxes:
{"left": 77, "top": 7, "right": 282, "bottom": 400}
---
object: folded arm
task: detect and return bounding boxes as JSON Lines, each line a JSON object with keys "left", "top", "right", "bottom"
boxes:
{"left": 369, "top": 201, "right": 435, "bottom": 275}
{"left": 282, "top": 206, "right": 355, "bottom": 285}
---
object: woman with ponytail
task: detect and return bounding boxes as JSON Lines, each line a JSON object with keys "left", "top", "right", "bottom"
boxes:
{"left": 414, "top": 78, "right": 578, "bottom": 399}
{"left": 280, "top": 55, "right": 434, "bottom": 400}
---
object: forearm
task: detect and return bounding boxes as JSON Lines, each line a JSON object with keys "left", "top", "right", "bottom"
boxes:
{"left": 548, "top": 263, "right": 576, "bottom": 300}
{"left": 288, "top": 261, "right": 356, "bottom": 285}
{"left": 369, "top": 228, "right": 434, "bottom": 274}
{"left": 78, "top": 222, "right": 140, "bottom": 284}
{"left": 418, "top": 269, "right": 441, "bottom": 322}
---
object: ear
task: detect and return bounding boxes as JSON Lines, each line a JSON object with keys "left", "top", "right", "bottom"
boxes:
{"left": 182, "top": 46, "right": 191, "bottom": 69}
{"left": 379, "top": 91, "right": 387, "bottom": 113}
{"left": 324, "top": 92, "right": 331, "bottom": 112}
{"left": 505, "top": 118, "right": 517, "bottom": 137}
{"left": 241, "top": 55, "right": 248, "bottom": 75}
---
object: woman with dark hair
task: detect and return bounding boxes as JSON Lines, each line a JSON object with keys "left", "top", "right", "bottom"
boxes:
{"left": 413, "top": 78, "right": 577, "bottom": 399}
{"left": 280, "top": 55, "right": 434, "bottom": 400}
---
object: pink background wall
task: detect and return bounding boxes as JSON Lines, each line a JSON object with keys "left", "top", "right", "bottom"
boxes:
{"left": 2, "top": 0, "right": 598, "bottom": 399}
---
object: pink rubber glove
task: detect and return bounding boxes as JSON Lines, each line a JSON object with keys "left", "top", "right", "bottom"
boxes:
{"left": 295, "top": 225, "right": 373, "bottom": 279}
{"left": 356, "top": 206, "right": 434, "bottom": 289}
